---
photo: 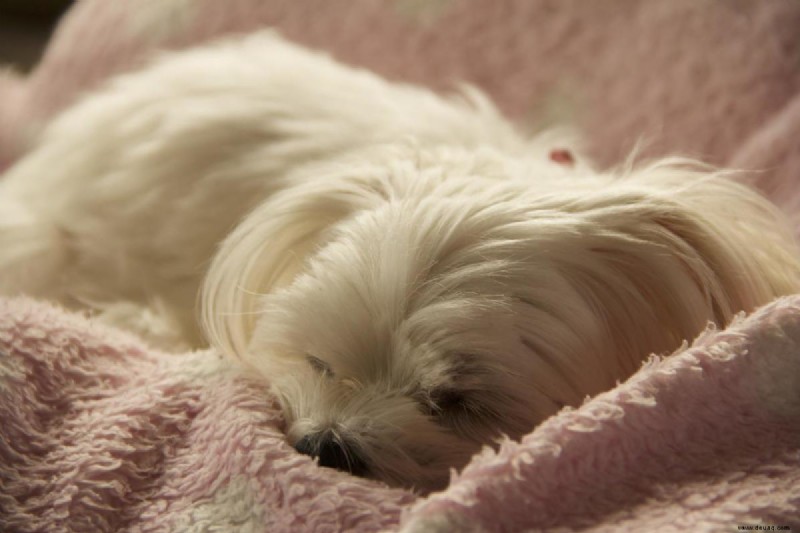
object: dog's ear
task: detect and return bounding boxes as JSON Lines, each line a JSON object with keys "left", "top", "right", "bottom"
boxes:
{"left": 619, "top": 160, "right": 800, "bottom": 313}
{"left": 507, "top": 160, "right": 800, "bottom": 394}
{"left": 201, "top": 172, "right": 388, "bottom": 359}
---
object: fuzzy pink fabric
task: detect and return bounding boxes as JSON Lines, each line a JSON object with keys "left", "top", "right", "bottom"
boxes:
{"left": 2, "top": 1, "right": 800, "bottom": 531}
{"left": 2, "top": 297, "right": 800, "bottom": 531}
{"left": 0, "top": 298, "right": 416, "bottom": 532}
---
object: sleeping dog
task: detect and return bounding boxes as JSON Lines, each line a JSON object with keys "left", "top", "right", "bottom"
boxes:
{"left": 1, "top": 31, "right": 798, "bottom": 490}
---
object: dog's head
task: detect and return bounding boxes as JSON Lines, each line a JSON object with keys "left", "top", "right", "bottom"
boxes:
{"left": 202, "top": 146, "right": 800, "bottom": 490}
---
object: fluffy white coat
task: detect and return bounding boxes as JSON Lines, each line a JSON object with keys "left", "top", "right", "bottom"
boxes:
{"left": 1, "top": 31, "right": 798, "bottom": 490}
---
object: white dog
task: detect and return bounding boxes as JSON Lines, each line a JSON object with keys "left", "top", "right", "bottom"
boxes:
{"left": 1, "top": 31, "right": 798, "bottom": 490}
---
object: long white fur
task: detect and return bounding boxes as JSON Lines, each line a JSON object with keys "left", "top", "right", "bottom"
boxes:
{"left": 1, "top": 31, "right": 798, "bottom": 490}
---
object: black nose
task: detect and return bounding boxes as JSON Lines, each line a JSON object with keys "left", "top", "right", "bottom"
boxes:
{"left": 293, "top": 431, "right": 368, "bottom": 476}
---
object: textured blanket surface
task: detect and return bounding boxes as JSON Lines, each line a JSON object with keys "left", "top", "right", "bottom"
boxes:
{"left": 0, "top": 298, "right": 415, "bottom": 532}
{"left": 2, "top": 0, "right": 800, "bottom": 531}
{"left": 2, "top": 298, "right": 800, "bottom": 532}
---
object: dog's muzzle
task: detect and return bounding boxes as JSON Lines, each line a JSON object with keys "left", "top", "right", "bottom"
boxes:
{"left": 293, "top": 431, "right": 368, "bottom": 476}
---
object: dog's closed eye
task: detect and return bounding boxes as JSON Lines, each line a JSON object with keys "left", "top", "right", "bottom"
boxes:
{"left": 429, "top": 388, "right": 468, "bottom": 413}
{"left": 306, "top": 354, "right": 334, "bottom": 377}
{"left": 423, "top": 383, "right": 509, "bottom": 431}
{"left": 417, "top": 387, "right": 476, "bottom": 419}
{"left": 419, "top": 388, "right": 500, "bottom": 438}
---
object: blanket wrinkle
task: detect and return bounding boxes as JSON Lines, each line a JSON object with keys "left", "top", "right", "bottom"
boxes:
{"left": 398, "top": 297, "right": 800, "bottom": 532}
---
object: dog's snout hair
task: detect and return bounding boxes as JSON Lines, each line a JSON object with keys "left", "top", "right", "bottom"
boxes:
{"left": 293, "top": 431, "right": 369, "bottom": 476}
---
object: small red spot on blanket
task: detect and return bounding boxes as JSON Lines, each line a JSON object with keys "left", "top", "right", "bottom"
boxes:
{"left": 549, "top": 149, "right": 575, "bottom": 166}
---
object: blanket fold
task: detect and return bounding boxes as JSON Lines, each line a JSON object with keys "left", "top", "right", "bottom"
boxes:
{"left": 399, "top": 298, "right": 800, "bottom": 532}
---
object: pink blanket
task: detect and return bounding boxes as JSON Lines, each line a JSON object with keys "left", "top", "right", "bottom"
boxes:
{"left": 1, "top": 1, "right": 799, "bottom": 530}
{"left": 2, "top": 297, "right": 799, "bottom": 531}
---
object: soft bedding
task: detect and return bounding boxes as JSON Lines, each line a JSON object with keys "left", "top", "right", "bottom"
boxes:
{"left": 1, "top": 1, "right": 799, "bottom": 530}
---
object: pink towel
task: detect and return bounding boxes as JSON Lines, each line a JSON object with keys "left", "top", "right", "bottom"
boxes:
{"left": 2, "top": 297, "right": 799, "bottom": 531}
{"left": 0, "top": 298, "right": 415, "bottom": 531}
